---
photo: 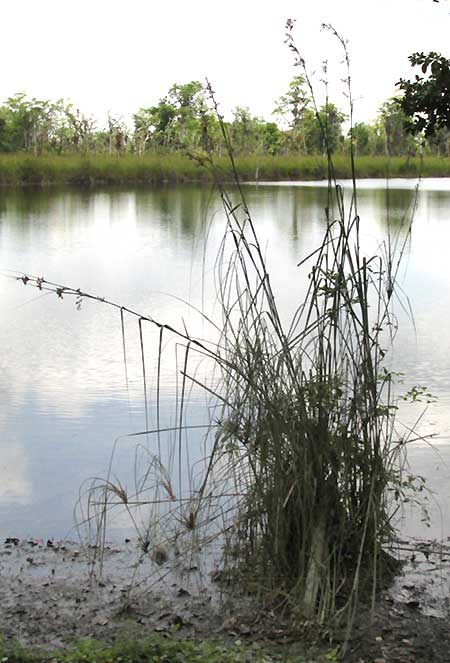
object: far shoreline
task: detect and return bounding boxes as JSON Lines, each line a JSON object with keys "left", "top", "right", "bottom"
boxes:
{"left": 1, "top": 153, "right": 450, "bottom": 188}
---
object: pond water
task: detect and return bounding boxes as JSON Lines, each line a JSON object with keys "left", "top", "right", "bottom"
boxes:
{"left": 0, "top": 179, "right": 450, "bottom": 541}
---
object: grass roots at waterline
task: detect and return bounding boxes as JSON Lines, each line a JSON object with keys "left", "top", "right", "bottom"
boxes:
{"left": 9, "top": 164, "right": 411, "bottom": 633}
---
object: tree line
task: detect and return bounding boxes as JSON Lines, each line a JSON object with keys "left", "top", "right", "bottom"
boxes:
{"left": 2, "top": 64, "right": 450, "bottom": 158}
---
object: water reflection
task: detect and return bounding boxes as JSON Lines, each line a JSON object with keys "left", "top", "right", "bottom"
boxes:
{"left": 0, "top": 180, "right": 450, "bottom": 539}
{"left": 0, "top": 435, "right": 31, "bottom": 506}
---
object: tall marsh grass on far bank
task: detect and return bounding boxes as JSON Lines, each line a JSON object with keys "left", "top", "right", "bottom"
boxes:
{"left": 0, "top": 151, "right": 450, "bottom": 186}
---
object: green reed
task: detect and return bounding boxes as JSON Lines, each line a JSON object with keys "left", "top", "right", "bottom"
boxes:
{"left": 0, "top": 151, "right": 450, "bottom": 186}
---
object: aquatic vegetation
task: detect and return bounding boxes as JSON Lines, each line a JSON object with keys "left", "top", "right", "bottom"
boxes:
{"left": 0, "top": 152, "right": 450, "bottom": 186}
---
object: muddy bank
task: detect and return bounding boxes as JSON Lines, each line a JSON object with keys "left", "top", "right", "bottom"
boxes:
{"left": 346, "top": 539, "right": 450, "bottom": 662}
{"left": 1, "top": 537, "right": 450, "bottom": 662}
{"left": 0, "top": 537, "right": 235, "bottom": 646}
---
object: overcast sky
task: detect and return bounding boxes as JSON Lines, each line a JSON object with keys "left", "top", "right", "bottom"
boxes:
{"left": 2, "top": 0, "right": 449, "bottom": 128}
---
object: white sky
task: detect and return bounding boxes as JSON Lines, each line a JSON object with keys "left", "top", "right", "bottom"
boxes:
{"left": 2, "top": 0, "right": 449, "bottom": 128}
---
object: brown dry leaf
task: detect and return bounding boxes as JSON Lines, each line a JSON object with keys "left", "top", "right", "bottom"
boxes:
{"left": 222, "top": 616, "right": 238, "bottom": 631}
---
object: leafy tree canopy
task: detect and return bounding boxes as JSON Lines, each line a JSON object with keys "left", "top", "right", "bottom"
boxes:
{"left": 273, "top": 75, "right": 310, "bottom": 128}
{"left": 397, "top": 52, "right": 450, "bottom": 136}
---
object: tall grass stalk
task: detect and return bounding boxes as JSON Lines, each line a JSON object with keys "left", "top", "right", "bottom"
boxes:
{"left": 202, "top": 23, "right": 413, "bottom": 632}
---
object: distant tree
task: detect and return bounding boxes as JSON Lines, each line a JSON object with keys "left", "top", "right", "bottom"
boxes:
{"left": 0, "top": 93, "right": 47, "bottom": 152}
{"left": 366, "top": 122, "right": 386, "bottom": 156}
{"left": 0, "top": 103, "right": 19, "bottom": 152}
{"left": 349, "top": 122, "right": 370, "bottom": 155}
{"left": 62, "top": 105, "right": 96, "bottom": 153}
{"left": 273, "top": 78, "right": 346, "bottom": 154}
{"left": 273, "top": 76, "right": 310, "bottom": 129}
{"left": 273, "top": 76, "right": 311, "bottom": 152}
{"left": 166, "top": 81, "right": 208, "bottom": 147}
{"left": 424, "top": 126, "right": 450, "bottom": 155}
{"left": 230, "top": 106, "right": 255, "bottom": 152}
{"left": 260, "top": 121, "right": 283, "bottom": 154}
{"left": 167, "top": 81, "right": 203, "bottom": 111}
{"left": 228, "top": 107, "right": 259, "bottom": 153}
{"left": 378, "top": 99, "right": 418, "bottom": 156}
{"left": 228, "top": 108, "right": 284, "bottom": 155}
{"left": 301, "top": 103, "right": 346, "bottom": 154}
{"left": 106, "top": 113, "right": 128, "bottom": 154}
{"left": 133, "top": 100, "right": 176, "bottom": 152}
{"left": 397, "top": 52, "right": 450, "bottom": 136}
{"left": 0, "top": 93, "right": 103, "bottom": 154}
{"left": 0, "top": 94, "right": 72, "bottom": 153}
{"left": 133, "top": 81, "right": 209, "bottom": 152}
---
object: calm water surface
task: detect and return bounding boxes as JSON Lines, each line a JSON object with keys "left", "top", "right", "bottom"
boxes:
{"left": 1, "top": 180, "right": 450, "bottom": 540}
